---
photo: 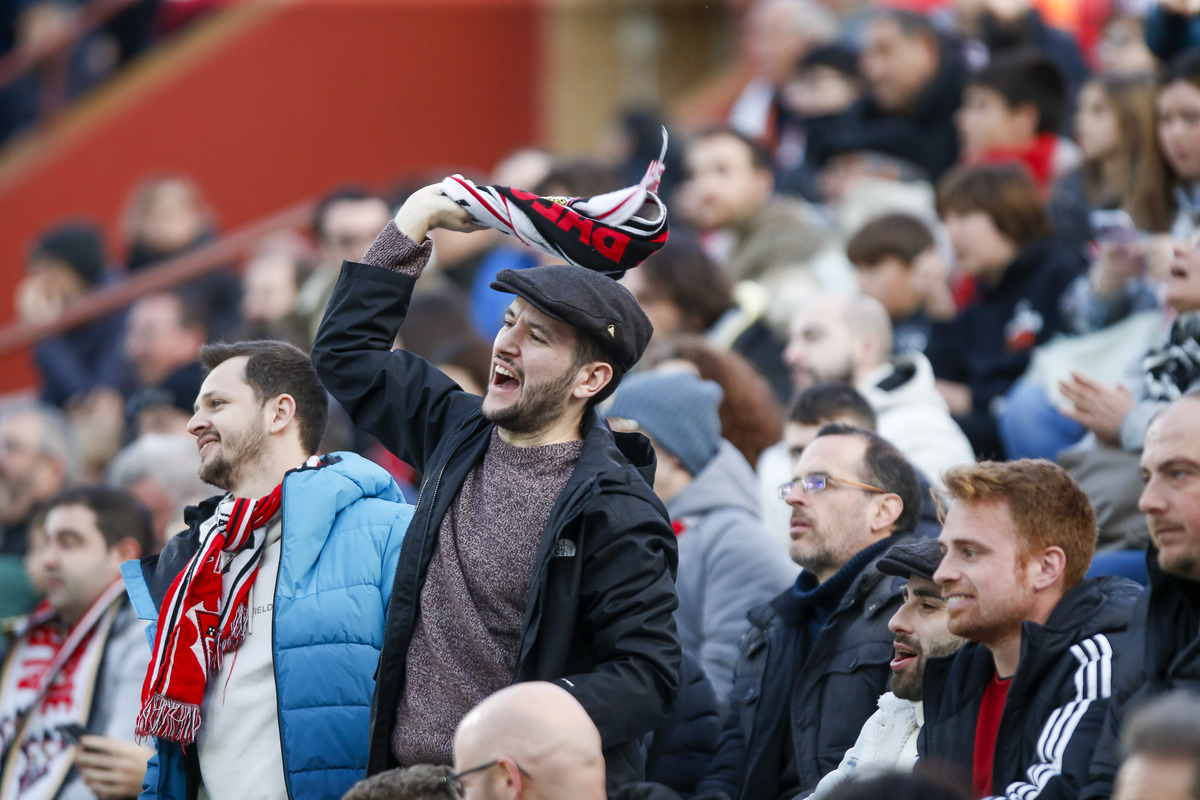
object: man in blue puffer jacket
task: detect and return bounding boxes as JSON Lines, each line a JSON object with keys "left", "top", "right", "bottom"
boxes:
{"left": 120, "top": 340, "right": 413, "bottom": 800}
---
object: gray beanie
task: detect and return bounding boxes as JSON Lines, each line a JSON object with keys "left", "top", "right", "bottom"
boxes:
{"left": 607, "top": 371, "right": 724, "bottom": 475}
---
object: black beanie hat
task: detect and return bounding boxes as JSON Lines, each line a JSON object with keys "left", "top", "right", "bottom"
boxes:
{"left": 30, "top": 222, "right": 107, "bottom": 287}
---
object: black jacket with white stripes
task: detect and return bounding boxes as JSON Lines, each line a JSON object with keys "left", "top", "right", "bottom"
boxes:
{"left": 917, "top": 575, "right": 1141, "bottom": 800}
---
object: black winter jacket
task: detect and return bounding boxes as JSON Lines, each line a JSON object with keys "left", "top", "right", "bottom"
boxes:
{"left": 695, "top": 533, "right": 912, "bottom": 800}
{"left": 804, "top": 37, "right": 964, "bottom": 180}
{"left": 925, "top": 237, "right": 1081, "bottom": 458}
{"left": 1083, "top": 550, "right": 1200, "bottom": 800}
{"left": 312, "top": 260, "right": 681, "bottom": 789}
{"left": 646, "top": 651, "right": 721, "bottom": 797}
{"left": 919, "top": 576, "right": 1141, "bottom": 800}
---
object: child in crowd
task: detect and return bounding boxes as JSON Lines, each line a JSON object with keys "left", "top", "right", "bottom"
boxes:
{"left": 956, "top": 49, "right": 1078, "bottom": 193}
{"left": 846, "top": 212, "right": 956, "bottom": 356}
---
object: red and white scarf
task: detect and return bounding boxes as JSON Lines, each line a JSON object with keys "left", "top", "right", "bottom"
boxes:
{"left": 440, "top": 128, "right": 669, "bottom": 278}
{"left": 136, "top": 484, "right": 283, "bottom": 744}
{"left": 0, "top": 580, "right": 126, "bottom": 800}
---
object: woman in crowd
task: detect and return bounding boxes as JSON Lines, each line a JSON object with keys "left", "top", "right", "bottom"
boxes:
{"left": 122, "top": 174, "right": 242, "bottom": 339}
{"left": 1049, "top": 73, "right": 1173, "bottom": 262}
{"left": 623, "top": 235, "right": 791, "bottom": 403}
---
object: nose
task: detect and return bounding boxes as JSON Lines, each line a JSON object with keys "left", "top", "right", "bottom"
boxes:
{"left": 785, "top": 483, "right": 809, "bottom": 509}
{"left": 493, "top": 323, "right": 518, "bottom": 357}
{"left": 38, "top": 543, "right": 61, "bottom": 571}
{"left": 933, "top": 554, "right": 954, "bottom": 587}
{"left": 1139, "top": 477, "right": 1165, "bottom": 515}
{"left": 888, "top": 603, "right": 912, "bottom": 635}
{"left": 187, "top": 409, "right": 208, "bottom": 439}
{"left": 782, "top": 338, "right": 804, "bottom": 370}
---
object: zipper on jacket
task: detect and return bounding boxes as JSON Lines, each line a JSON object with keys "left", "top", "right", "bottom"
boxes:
{"left": 510, "top": 473, "right": 599, "bottom": 679}
{"left": 375, "top": 418, "right": 481, "bottom": 681}
{"left": 272, "top": 486, "right": 295, "bottom": 800}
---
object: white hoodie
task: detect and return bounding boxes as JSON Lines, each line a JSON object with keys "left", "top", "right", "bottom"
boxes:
{"left": 858, "top": 352, "right": 976, "bottom": 487}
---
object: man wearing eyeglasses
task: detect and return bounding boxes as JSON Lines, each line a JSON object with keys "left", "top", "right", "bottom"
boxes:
{"left": 697, "top": 422, "right": 922, "bottom": 800}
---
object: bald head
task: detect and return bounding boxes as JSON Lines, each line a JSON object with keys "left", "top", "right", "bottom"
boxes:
{"left": 454, "top": 682, "right": 606, "bottom": 800}
{"left": 844, "top": 294, "right": 894, "bottom": 359}
{"left": 783, "top": 293, "right": 894, "bottom": 391}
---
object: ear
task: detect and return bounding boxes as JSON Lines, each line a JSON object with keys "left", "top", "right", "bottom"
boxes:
{"left": 869, "top": 492, "right": 905, "bottom": 534}
{"left": 1013, "top": 102, "right": 1040, "bottom": 140}
{"left": 571, "top": 362, "right": 614, "bottom": 402}
{"left": 753, "top": 165, "right": 775, "bottom": 200}
{"left": 265, "top": 394, "right": 298, "bottom": 435}
{"left": 855, "top": 332, "right": 884, "bottom": 373}
{"left": 1028, "top": 545, "right": 1067, "bottom": 591}
{"left": 493, "top": 757, "right": 524, "bottom": 800}
{"left": 110, "top": 536, "right": 143, "bottom": 562}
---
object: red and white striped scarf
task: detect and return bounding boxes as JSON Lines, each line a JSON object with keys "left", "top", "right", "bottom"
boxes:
{"left": 135, "top": 484, "right": 283, "bottom": 744}
{"left": 440, "top": 128, "right": 669, "bottom": 278}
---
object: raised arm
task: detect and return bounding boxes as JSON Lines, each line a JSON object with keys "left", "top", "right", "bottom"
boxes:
{"left": 311, "top": 187, "right": 487, "bottom": 468}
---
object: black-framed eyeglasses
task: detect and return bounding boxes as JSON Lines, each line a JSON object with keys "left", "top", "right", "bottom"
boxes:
{"left": 441, "top": 760, "right": 530, "bottom": 800}
{"left": 777, "top": 472, "right": 886, "bottom": 500}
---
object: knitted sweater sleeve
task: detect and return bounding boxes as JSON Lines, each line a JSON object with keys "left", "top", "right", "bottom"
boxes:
{"left": 360, "top": 221, "right": 432, "bottom": 277}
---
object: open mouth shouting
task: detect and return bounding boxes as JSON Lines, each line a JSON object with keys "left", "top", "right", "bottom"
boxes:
{"left": 891, "top": 638, "right": 919, "bottom": 671}
{"left": 491, "top": 361, "right": 522, "bottom": 394}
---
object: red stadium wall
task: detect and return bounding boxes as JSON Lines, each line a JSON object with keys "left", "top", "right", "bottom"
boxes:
{"left": 0, "top": 0, "right": 542, "bottom": 392}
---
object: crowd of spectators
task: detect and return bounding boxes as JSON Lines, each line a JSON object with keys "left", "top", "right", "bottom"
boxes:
{"left": 7, "top": 0, "right": 1200, "bottom": 798}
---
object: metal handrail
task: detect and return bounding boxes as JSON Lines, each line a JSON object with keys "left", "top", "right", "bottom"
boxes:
{"left": 0, "top": 198, "right": 316, "bottom": 357}
{"left": 0, "top": 0, "right": 150, "bottom": 124}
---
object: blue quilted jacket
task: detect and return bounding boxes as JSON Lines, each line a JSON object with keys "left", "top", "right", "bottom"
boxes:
{"left": 121, "top": 452, "right": 414, "bottom": 800}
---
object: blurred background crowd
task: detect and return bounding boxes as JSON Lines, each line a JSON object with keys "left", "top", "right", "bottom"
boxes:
{"left": 0, "top": 0, "right": 1196, "bottom": 625}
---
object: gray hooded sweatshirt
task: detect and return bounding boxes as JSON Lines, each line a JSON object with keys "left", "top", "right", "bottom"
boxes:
{"left": 667, "top": 440, "right": 798, "bottom": 710}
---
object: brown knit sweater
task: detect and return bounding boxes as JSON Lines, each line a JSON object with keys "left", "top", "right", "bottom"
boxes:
{"left": 391, "top": 430, "right": 583, "bottom": 765}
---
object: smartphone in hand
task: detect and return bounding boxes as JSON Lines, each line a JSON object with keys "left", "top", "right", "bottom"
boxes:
{"left": 1090, "top": 209, "right": 1139, "bottom": 246}
{"left": 55, "top": 722, "right": 87, "bottom": 745}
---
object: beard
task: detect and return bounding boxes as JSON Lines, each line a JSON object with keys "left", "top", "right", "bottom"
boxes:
{"left": 890, "top": 630, "right": 964, "bottom": 701}
{"left": 0, "top": 471, "right": 35, "bottom": 525}
{"left": 199, "top": 420, "right": 268, "bottom": 492}
{"left": 482, "top": 361, "right": 579, "bottom": 436}
{"left": 791, "top": 359, "right": 856, "bottom": 393}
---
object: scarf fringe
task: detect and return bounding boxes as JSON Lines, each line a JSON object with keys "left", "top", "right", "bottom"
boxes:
{"left": 136, "top": 693, "right": 201, "bottom": 744}
{"left": 219, "top": 603, "right": 249, "bottom": 659}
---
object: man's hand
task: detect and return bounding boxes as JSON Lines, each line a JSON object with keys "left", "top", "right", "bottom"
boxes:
{"left": 75, "top": 735, "right": 154, "bottom": 800}
{"left": 394, "top": 184, "right": 485, "bottom": 243}
{"left": 1058, "top": 372, "right": 1135, "bottom": 447}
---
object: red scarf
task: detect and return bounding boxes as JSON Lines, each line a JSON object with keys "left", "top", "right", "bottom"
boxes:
{"left": 136, "top": 484, "right": 283, "bottom": 743}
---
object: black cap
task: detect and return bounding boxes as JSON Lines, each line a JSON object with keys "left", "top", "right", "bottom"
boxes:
{"left": 877, "top": 538, "right": 943, "bottom": 582}
{"left": 31, "top": 222, "right": 106, "bottom": 287}
{"left": 490, "top": 265, "right": 653, "bottom": 375}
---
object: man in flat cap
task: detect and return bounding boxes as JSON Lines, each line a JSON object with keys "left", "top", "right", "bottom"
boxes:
{"left": 810, "top": 538, "right": 964, "bottom": 798}
{"left": 312, "top": 185, "right": 680, "bottom": 789}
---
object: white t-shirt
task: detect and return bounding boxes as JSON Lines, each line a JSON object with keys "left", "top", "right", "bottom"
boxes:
{"left": 197, "top": 518, "right": 287, "bottom": 800}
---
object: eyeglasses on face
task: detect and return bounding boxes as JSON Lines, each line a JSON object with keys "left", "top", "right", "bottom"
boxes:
{"left": 441, "top": 760, "right": 530, "bottom": 800}
{"left": 777, "top": 472, "right": 886, "bottom": 500}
